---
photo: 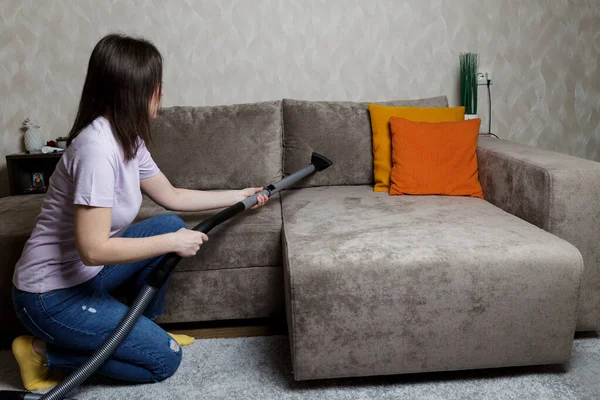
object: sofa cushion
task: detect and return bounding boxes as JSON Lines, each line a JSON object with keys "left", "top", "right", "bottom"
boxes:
{"left": 0, "top": 192, "right": 283, "bottom": 341}
{"left": 389, "top": 117, "right": 483, "bottom": 198}
{"left": 156, "top": 266, "right": 285, "bottom": 324}
{"left": 0, "top": 194, "right": 45, "bottom": 240}
{"left": 281, "top": 185, "right": 582, "bottom": 380}
{"left": 282, "top": 96, "right": 448, "bottom": 188}
{"left": 150, "top": 101, "right": 283, "bottom": 190}
{"left": 0, "top": 193, "right": 281, "bottom": 273}
{"left": 0, "top": 194, "right": 45, "bottom": 345}
{"left": 135, "top": 195, "right": 282, "bottom": 271}
{"left": 369, "top": 104, "right": 465, "bottom": 192}
{"left": 126, "top": 196, "right": 284, "bottom": 323}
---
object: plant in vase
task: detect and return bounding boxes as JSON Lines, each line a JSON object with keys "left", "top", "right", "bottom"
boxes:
{"left": 460, "top": 52, "right": 478, "bottom": 119}
{"left": 56, "top": 136, "right": 68, "bottom": 149}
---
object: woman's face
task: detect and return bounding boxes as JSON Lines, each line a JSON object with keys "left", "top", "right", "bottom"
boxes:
{"left": 149, "top": 84, "right": 163, "bottom": 120}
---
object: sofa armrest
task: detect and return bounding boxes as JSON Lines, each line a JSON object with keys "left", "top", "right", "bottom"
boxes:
{"left": 477, "top": 137, "right": 600, "bottom": 331}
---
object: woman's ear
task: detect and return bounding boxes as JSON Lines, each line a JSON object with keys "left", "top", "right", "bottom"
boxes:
{"left": 149, "top": 87, "right": 162, "bottom": 120}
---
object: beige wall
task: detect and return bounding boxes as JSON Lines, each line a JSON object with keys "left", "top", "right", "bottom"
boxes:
{"left": 1, "top": 0, "right": 599, "bottom": 197}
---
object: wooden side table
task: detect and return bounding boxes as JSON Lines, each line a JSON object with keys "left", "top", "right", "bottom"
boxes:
{"left": 5, "top": 152, "right": 63, "bottom": 196}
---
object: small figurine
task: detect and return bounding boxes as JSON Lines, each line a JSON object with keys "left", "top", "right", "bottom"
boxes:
{"left": 22, "top": 117, "right": 45, "bottom": 152}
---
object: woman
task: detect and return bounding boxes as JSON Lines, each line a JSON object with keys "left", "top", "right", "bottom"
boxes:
{"left": 11, "top": 34, "right": 268, "bottom": 390}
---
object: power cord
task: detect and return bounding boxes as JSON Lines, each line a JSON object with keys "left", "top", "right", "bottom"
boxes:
{"left": 483, "top": 78, "right": 499, "bottom": 139}
{"left": 487, "top": 79, "right": 492, "bottom": 134}
{"left": 473, "top": 73, "right": 500, "bottom": 139}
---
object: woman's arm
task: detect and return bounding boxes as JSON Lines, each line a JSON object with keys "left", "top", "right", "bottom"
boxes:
{"left": 74, "top": 205, "right": 207, "bottom": 266}
{"left": 140, "top": 172, "right": 267, "bottom": 212}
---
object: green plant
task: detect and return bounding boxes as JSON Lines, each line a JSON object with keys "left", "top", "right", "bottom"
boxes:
{"left": 460, "top": 52, "right": 478, "bottom": 115}
{"left": 56, "top": 136, "right": 68, "bottom": 141}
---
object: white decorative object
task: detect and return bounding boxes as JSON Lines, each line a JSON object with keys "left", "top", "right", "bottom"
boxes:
{"left": 57, "top": 140, "right": 67, "bottom": 149}
{"left": 464, "top": 114, "right": 479, "bottom": 120}
{"left": 41, "top": 146, "right": 64, "bottom": 154}
{"left": 22, "top": 117, "right": 45, "bottom": 152}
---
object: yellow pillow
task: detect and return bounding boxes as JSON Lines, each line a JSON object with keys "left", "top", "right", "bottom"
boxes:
{"left": 368, "top": 104, "right": 465, "bottom": 192}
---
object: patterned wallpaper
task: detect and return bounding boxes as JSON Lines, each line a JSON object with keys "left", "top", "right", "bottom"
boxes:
{"left": 1, "top": 0, "right": 599, "bottom": 197}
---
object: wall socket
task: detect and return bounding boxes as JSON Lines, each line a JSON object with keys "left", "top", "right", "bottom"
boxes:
{"left": 477, "top": 71, "right": 493, "bottom": 85}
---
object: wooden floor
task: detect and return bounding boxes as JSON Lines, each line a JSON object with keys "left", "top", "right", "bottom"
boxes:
{"left": 0, "top": 318, "right": 288, "bottom": 350}
{"left": 160, "top": 318, "right": 288, "bottom": 340}
{"left": 3, "top": 322, "right": 597, "bottom": 348}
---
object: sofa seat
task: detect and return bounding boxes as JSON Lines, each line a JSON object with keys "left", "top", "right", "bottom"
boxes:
{"left": 0, "top": 194, "right": 46, "bottom": 290}
{"left": 135, "top": 195, "right": 285, "bottom": 323}
{"left": 281, "top": 185, "right": 583, "bottom": 381}
{"left": 0, "top": 193, "right": 285, "bottom": 334}
{"left": 0, "top": 194, "right": 46, "bottom": 238}
{"left": 0, "top": 193, "right": 283, "bottom": 271}
{"left": 136, "top": 194, "right": 282, "bottom": 271}
{"left": 0, "top": 194, "right": 46, "bottom": 344}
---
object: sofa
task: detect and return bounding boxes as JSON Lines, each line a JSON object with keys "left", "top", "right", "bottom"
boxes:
{"left": 1, "top": 95, "right": 599, "bottom": 381}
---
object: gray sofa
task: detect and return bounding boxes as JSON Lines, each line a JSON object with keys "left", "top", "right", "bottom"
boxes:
{"left": 1, "top": 96, "right": 599, "bottom": 381}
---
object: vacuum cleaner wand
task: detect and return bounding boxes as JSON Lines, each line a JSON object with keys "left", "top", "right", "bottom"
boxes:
{"left": 2, "top": 152, "right": 331, "bottom": 400}
{"left": 146, "top": 152, "right": 331, "bottom": 290}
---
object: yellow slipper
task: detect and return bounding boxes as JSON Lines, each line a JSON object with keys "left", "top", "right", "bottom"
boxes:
{"left": 12, "top": 335, "right": 61, "bottom": 391}
{"left": 167, "top": 332, "right": 195, "bottom": 346}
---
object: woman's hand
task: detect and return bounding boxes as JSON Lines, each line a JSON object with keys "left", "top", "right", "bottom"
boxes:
{"left": 170, "top": 228, "right": 209, "bottom": 258}
{"left": 239, "top": 187, "right": 269, "bottom": 209}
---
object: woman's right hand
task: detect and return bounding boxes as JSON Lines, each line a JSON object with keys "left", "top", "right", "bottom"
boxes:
{"left": 170, "top": 228, "right": 209, "bottom": 258}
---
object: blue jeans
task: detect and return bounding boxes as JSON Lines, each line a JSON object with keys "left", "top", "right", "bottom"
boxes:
{"left": 12, "top": 214, "right": 187, "bottom": 383}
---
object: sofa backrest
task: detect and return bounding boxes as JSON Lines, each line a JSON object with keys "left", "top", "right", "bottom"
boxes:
{"left": 149, "top": 101, "right": 283, "bottom": 190}
{"left": 283, "top": 96, "right": 448, "bottom": 187}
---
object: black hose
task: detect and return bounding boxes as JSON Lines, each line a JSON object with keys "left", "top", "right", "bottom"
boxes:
{"left": 146, "top": 202, "right": 246, "bottom": 289}
{"left": 39, "top": 286, "right": 158, "bottom": 400}
{"left": 2, "top": 152, "right": 332, "bottom": 400}
{"left": 41, "top": 199, "right": 250, "bottom": 399}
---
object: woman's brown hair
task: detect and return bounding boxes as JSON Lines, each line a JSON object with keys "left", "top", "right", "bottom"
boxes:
{"left": 67, "top": 34, "right": 163, "bottom": 160}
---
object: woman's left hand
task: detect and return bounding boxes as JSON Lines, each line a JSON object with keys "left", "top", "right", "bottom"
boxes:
{"left": 239, "top": 187, "right": 269, "bottom": 209}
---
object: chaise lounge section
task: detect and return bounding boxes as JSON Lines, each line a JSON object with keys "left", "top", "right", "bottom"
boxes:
{"left": 281, "top": 185, "right": 582, "bottom": 380}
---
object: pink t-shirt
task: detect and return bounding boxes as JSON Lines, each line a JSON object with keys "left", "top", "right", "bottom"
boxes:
{"left": 13, "top": 116, "right": 160, "bottom": 293}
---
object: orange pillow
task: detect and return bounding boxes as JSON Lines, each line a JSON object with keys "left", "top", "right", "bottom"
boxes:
{"left": 369, "top": 104, "right": 465, "bottom": 192}
{"left": 389, "top": 117, "right": 483, "bottom": 198}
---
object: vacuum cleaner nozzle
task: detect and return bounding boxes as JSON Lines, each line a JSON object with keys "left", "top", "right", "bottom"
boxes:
{"left": 311, "top": 152, "right": 333, "bottom": 171}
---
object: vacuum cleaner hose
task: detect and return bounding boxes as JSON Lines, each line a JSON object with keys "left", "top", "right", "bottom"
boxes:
{"left": 3, "top": 152, "right": 331, "bottom": 400}
{"left": 38, "top": 286, "right": 158, "bottom": 400}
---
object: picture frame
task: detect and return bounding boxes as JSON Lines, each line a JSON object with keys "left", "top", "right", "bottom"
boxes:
{"left": 32, "top": 172, "right": 45, "bottom": 187}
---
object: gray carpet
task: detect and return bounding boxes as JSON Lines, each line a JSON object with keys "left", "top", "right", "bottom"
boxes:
{"left": 1, "top": 334, "right": 599, "bottom": 399}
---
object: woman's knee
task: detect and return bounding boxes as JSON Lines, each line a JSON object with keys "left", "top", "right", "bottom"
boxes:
{"left": 153, "top": 337, "right": 183, "bottom": 382}
{"left": 151, "top": 214, "right": 187, "bottom": 234}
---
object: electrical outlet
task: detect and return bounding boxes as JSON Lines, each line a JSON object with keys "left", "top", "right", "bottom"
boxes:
{"left": 477, "top": 71, "right": 492, "bottom": 85}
